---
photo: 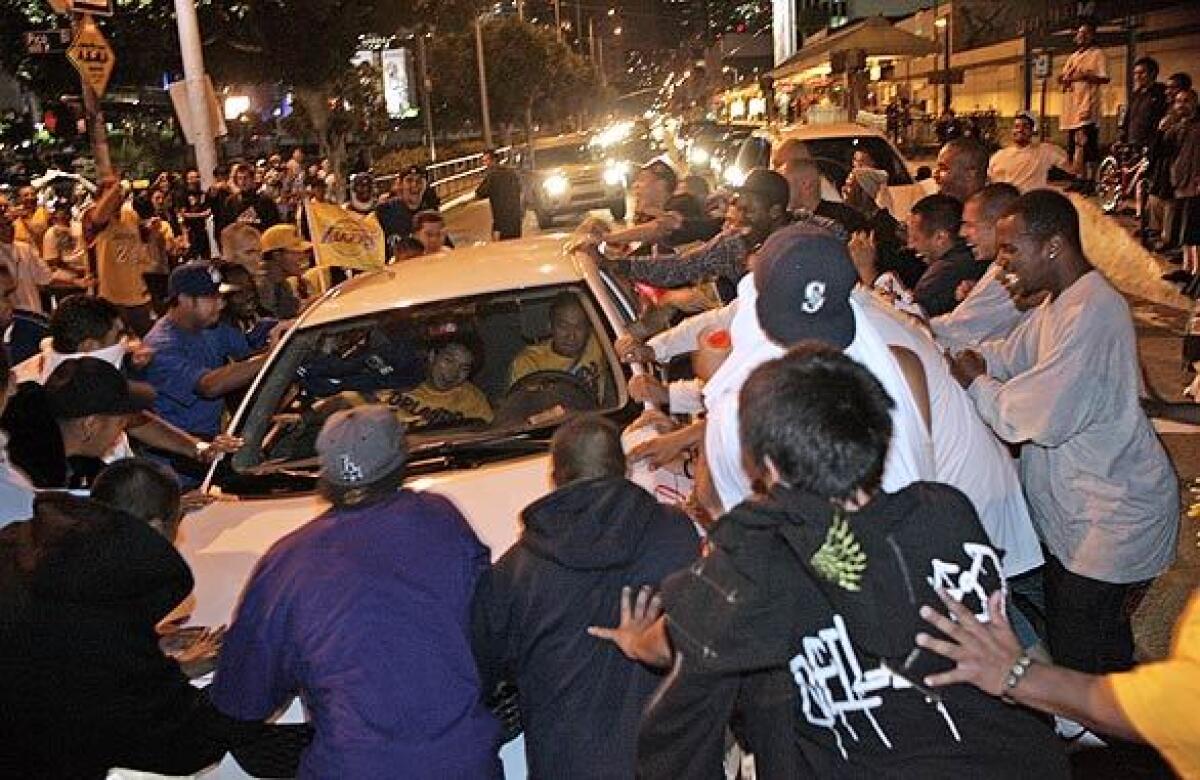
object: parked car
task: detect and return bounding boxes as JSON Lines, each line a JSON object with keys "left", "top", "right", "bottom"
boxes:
{"left": 723, "top": 122, "right": 925, "bottom": 218}
{"left": 167, "top": 236, "right": 640, "bottom": 778}
{"left": 516, "top": 134, "right": 630, "bottom": 229}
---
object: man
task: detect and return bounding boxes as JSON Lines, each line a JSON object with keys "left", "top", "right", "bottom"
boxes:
{"left": 930, "top": 183, "right": 1029, "bottom": 350}
{"left": 594, "top": 346, "right": 1067, "bottom": 779}
{"left": 0, "top": 458, "right": 277, "bottom": 778}
{"left": 179, "top": 168, "right": 213, "bottom": 260}
{"left": 842, "top": 167, "right": 925, "bottom": 288}
{"left": 210, "top": 263, "right": 278, "bottom": 354}
{"left": 206, "top": 164, "right": 233, "bottom": 244}
{"left": 394, "top": 341, "right": 492, "bottom": 428}
{"left": 472, "top": 414, "right": 698, "bottom": 778}
{"left": 258, "top": 224, "right": 314, "bottom": 319}
{"left": 0, "top": 345, "right": 33, "bottom": 527}
{"left": 988, "top": 112, "right": 1072, "bottom": 193}
{"left": 41, "top": 200, "right": 86, "bottom": 274}
{"left": 0, "top": 357, "right": 148, "bottom": 489}
{"left": 509, "top": 293, "right": 611, "bottom": 404}
{"left": 607, "top": 168, "right": 796, "bottom": 296}
{"left": 11, "top": 185, "right": 48, "bottom": 256}
{"left": 85, "top": 176, "right": 163, "bottom": 336}
{"left": 141, "top": 264, "right": 270, "bottom": 440}
{"left": 217, "top": 163, "right": 281, "bottom": 235}
{"left": 344, "top": 173, "right": 377, "bottom": 217}
{"left": 608, "top": 159, "right": 715, "bottom": 252}
{"left": 949, "top": 190, "right": 1178, "bottom": 675}
{"left": 775, "top": 157, "right": 865, "bottom": 236}
{"left": 919, "top": 586, "right": 1199, "bottom": 780}
{"left": 475, "top": 149, "right": 523, "bottom": 240}
{"left": 376, "top": 165, "right": 439, "bottom": 249}
{"left": 1059, "top": 20, "right": 1110, "bottom": 193}
{"left": 412, "top": 209, "right": 449, "bottom": 255}
{"left": 934, "top": 137, "right": 989, "bottom": 203}
{"left": 905, "top": 194, "right": 984, "bottom": 317}
{"left": 1123, "top": 56, "right": 1169, "bottom": 149}
{"left": 0, "top": 264, "right": 49, "bottom": 365}
{"left": 219, "top": 222, "right": 264, "bottom": 271}
{"left": 212, "top": 406, "right": 501, "bottom": 778}
{"left": 0, "top": 205, "right": 81, "bottom": 315}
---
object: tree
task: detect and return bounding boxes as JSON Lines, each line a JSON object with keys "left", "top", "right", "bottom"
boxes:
{"left": 429, "top": 18, "right": 603, "bottom": 147}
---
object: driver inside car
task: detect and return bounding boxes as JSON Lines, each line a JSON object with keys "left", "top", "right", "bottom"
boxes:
{"left": 508, "top": 294, "right": 610, "bottom": 405}
{"left": 394, "top": 341, "right": 493, "bottom": 429}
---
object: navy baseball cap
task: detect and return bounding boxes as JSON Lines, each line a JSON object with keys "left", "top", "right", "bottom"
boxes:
{"left": 754, "top": 224, "right": 858, "bottom": 349}
{"left": 168, "top": 263, "right": 229, "bottom": 299}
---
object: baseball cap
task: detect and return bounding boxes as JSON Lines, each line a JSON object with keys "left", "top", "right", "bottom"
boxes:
{"left": 168, "top": 263, "right": 230, "bottom": 299}
{"left": 44, "top": 357, "right": 153, "bottom": 419}
{"left": 261, "top": 224, "right": 313, "bottom": 254}
{"left": 736, "top": 168, "right": 790, "bottom": 210}
{"left": 316, "top": 405, "right": 408, "bottom": 487}
{"left": 1014, "top": 110, "right": 1037, "bottom": 130}
{"left": 754, "top": 224, "right": 858, "bottom": 349}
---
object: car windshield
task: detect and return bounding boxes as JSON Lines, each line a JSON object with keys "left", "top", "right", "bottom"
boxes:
{"left": 222, "top": 283, "right": 626, "bottom": 493}
{"left": 530, "top": 143, "right": 592, "bottom": 169}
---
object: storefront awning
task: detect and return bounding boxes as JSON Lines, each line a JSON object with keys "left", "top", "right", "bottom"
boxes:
{"left": 772, "top": 16, "right": 938, "bottom": 80}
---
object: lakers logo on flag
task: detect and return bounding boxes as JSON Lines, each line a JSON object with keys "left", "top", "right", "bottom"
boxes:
{"left": 305, "top": 202, "right": 386, "bottom": 271}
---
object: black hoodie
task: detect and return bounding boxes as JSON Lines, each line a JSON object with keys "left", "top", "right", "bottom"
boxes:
{"left": 639, "top": 482, "right": 1068, "bottom": 780}
{"left": 0, "top": 493, "right": 258, "bottom": 779}
{"left": 471, "top": 477, "right": 700, "bottom": 779}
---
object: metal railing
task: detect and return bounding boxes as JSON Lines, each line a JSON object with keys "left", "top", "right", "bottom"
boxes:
{"left": 374, "top": 146, "right": 514, "bottom": 204}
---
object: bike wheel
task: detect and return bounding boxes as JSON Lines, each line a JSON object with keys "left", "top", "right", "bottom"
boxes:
{"left": 1097, "top": 157, "right": 1121, "bottom": 214}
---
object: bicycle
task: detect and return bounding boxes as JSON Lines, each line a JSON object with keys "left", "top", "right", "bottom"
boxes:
{"left": 1096, "top": 142, "right": 1149, "bottom": 219}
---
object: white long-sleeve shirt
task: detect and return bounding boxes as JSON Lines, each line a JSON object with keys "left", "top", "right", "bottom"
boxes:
{"left": 930, "top": 264, "right": 1028, "bottom": 352}
{"left": 968, "top": 271, "right": 1177, "bottom": 584}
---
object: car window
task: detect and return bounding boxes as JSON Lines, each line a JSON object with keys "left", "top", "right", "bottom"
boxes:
{"left": 222, "top": 284, "right": 627, "bottom": 492}
{"left": 801, "top": 137, "right": 913, "bottom": 186}
{"left": 732, "top": 136, "right": 772, "bottom": 176}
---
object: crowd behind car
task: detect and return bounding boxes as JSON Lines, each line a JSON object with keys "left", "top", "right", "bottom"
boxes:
{"left": 0, "top": 21, "right": 1198, "bottom": 780}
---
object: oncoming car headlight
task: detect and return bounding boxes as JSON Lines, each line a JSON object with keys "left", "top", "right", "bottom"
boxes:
{"left": 603, "top": 161, "right": 630, "bottom": 187}
{"left": 542, "top": 173, "right": 569, "bottom": 197}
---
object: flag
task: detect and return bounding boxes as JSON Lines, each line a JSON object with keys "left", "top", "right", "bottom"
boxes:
{"left": 305, "top": 202, "right": 386, "bottom": 271}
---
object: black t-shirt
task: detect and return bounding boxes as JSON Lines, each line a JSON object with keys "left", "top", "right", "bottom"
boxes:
{"left": 218, "top": 190, "right": 281, "bottom": 234}
{"left": 640, "top": 483, "right": 1068, "bottom": 780}
{"left": 815, "top": 199, "right": 869, "bottom": 237}
{"left": 913, "top": 239, "right": 987, "bottom": 317}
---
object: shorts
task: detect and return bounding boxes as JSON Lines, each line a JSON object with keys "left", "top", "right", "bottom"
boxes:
{"left": 1066, "top": 123, "right": 1101, "bottom": 164}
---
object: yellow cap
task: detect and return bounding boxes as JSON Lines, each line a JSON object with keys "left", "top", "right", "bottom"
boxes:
{"left": 261, "top": 224, "right": 313, "bottom": 254}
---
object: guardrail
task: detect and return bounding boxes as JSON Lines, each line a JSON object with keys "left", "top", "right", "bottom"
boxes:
{"left": 374, "top": 146, "right": 515, "bottom": 204}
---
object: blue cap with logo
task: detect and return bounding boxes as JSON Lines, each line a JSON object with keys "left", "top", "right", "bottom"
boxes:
{"left": 168, "top": 262, "right": 229, "bottom": 299}
{"left": 754, "top": 223, "right": 858, "bottom": 350}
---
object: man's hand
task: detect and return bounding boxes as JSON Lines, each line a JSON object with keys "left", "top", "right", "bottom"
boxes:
{"left": 171, "top": 626, "right": 227, "bottom": 679}
{"left": 848, "top": 230, "right": 879, "bottom": 284}
{"left": 180, "top": 490, "right": 217, "bottom": 514}
{"left": 628, "top": 425, "right": 696, "bottom": 469}
{"left": 127, "top": 339, "right": 154, "bottom": 370}
{"left": 915, "top": 589, "right": 1020, "bottom": 695}
{"left": 948, "top": 349, "right": 987, "bottom": 389}
{"left": 198, "top": 433, "right": 244, "bottom": 462}
{"left": 267, "top": 319, "right": 293, "bottom": 348}
{"left": 955, "top": 279, "right": 976, "bottom": 302}
{"left": 615, "top": 333, "right": 656, "bottom": 364}
{"left": 628, "top": 374, "right": 669, "bottom": 406}
{"left": 587, "top": 585, "right": 663, "bottom": 660}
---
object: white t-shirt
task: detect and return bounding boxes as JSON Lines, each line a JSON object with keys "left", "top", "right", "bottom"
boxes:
{"left": 857, "top": 290, "right": 1044, "bottom": 577}
{"left": 931, "top": 264, "right": 1029, "bottom": 351}
{"left": 1061, "top": 46, "right": 1107, "bottom": 130}
{"left": 988, "top": 143, "right": 1070, "bottom": 193}
{"left": 0, "top": 240, "right": 53, "bottom": 314}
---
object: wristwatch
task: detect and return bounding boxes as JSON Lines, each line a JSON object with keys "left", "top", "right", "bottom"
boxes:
{"left": 1001, "top": 653, "right": 1034, "bottom": 704}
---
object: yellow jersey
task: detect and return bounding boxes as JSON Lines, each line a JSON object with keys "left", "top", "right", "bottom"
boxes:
{"left": 508, "top": 337, "right": 610, "bottom": 405}
{"left": 395, "top": 382, "right": 494, "bottom": 428}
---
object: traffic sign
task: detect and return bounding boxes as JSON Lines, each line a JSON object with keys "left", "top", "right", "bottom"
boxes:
{"left": 67, "top": 0, "right": 114, "bottom": 16}
{"left": 23, "top": 29, "right": 72, "bottom": 55}
{"left": 67, "top": 19, "right": 115, "bottom": 98}
{"left": 1033, "top": 53, "right": 1050, "bottom": 80}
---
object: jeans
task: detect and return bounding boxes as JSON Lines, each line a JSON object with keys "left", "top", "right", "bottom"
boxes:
{"left": 1043, "top": 553, "right": 1151, "bottom": 674}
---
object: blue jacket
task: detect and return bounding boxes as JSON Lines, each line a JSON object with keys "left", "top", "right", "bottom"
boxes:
{"left": 212, "top": 489, "right": 501, "bottom": 779}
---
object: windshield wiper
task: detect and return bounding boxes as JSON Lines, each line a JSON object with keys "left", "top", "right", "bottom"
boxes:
{"left": 408, "top": 430, "right": 551, "bottom": 460}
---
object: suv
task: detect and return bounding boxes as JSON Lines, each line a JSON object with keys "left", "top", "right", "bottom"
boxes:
{"left": 517, "top": 135, "right": 629, "bottom": 229}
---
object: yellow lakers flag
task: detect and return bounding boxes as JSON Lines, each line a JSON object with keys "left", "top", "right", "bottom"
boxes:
{"left": 305, "top": 202, "right": 387, "bottom": 271}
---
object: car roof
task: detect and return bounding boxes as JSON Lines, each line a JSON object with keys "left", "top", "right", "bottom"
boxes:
{"left": 299, "top": 235, "right": 587, "bottom": 328}
{"left": 531, "top": 132, "right": 590, "bottom": 151}
{"left": 756, "top": 122, "right": 890, "bottom": 142}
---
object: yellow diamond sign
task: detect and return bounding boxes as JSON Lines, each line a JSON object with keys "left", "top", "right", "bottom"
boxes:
{"left": 67, "top": 19, "right": 115, "bottom": 98}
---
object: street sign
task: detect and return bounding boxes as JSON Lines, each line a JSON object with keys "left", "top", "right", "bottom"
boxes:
{"left": 67, "top": 0, "right": 114, "bottom": 16}
{"left": 67, "top": 19, "right": 115, "bottom": 98}
{"left": 23, "top": 29, "right": 72, "bottom": 55}
{"left": 1033, "top": 53, "right": 1050, "bottom": 80}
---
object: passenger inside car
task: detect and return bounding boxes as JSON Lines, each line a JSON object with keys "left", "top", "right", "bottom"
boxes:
{"left": 508, "top": 293, "right": 611, "bottom": 405}
{"left": 394, "top": 340, "right": 493, "bottom": 429}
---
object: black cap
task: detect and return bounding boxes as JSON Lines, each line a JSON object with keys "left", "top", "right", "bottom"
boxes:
{"left": 44, "top": 357, "right": 152, "bottom": 419}
{"left": 737, "top": 168, "right": 790, "bottom": 211}
{"left": 755, "top": 224, "right": 858, "bottom": 349}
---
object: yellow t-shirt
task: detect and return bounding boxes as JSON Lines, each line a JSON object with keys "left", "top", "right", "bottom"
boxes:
{"left": 508, "top": 337, "right": 610, "bottom": 404}
{"left": 93, "top": 206, "right": 158, "bottom": 306}
{"left": 14, "top": 207, "right": 49, "bottom": 256}
{"left": 395, "top": 382, "right": 494, "bottom": 428}
{"left": 1109, "top": 590, "right": 1200, "bottom": 779}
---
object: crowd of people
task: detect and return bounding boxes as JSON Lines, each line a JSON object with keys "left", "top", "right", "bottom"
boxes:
{"left": 1, "top": 31, "right": 1198, "bottom": 780}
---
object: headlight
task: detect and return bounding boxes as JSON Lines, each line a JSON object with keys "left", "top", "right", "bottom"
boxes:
{"left": 689, "top": 147, "right": 710, "bottom": 166}
{"left": 723, "top": 166, "right": 746, "bottom": 187}
{"left": 603, "top": 161, "right": 630, "bottom": 187}
{"left": 542, "top": 174, "right": 569, "bottom": 197}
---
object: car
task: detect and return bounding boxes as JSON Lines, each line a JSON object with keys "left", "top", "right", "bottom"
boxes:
{"left": 722, "top": 122, "right": 926, "bottom": 218}
{"left": 516, "top": 134, "right": 631, "bottom": 229}
{"left": 684, "top": 123, "right": 756, "bottom": 181}
{"left": 167, "top": 237, "right": 641, "bottom": 779}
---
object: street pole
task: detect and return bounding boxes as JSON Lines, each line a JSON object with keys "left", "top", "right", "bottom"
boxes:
{"left": 575, "top": 1, "right": 583, "bottom": 50}
{"left": 554, "top": 0, "right": 562, "bottom": 41}
{"left": 516, "top": 0, "right": 524, "bottom": 22}
{"left": 173, "top": 0, "right": 219, "bottom": 189}
{"left": 474, "top": 16, "right": 493, "bottom": 148}
{"left": 943, "top": 14, "right": 952, "bottom": 113}
{"left": 588, "top": 16, "right": 596, "bottom": 61}
{"left": 416, "top": 32, "right": 437, "bottom": 162}
{"left": 72, "top": 15, "right": 111, "bottom": 178}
